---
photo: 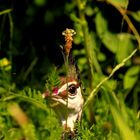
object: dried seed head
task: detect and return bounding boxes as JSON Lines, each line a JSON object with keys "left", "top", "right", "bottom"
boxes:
{"left": 62, "top": 28, "right": 76, "bottom": 37}
{"left": 62, "top": 28, "right": 76, "bottom": 56}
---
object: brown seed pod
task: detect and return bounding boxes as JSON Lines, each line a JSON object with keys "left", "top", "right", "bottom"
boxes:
{"left": 62, "top": 28, "right": 76, "bottom": 56}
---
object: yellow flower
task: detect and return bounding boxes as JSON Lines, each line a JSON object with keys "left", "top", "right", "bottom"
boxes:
{"left": 0, "top": 58, "right": 11, "bottom": 70}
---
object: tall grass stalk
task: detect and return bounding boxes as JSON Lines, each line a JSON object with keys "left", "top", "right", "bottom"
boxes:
{"left": 7, "top": 102, "right": 37, "bottom": 140}
{"left": 84, "top": 0, "right": 140, "bottom": 108}
{"left": 84, "top": 48, "right": 138, "bottom": 108}
{"left": 102, "top": 87, "right": 137, "bottom": 140}
{"left": 76, "top": 0, "right": 102, "bottom": 88}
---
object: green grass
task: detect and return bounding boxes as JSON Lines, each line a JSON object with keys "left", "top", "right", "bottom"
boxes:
{"left": 0, "top": 0, "right": 140, "bottom": 139}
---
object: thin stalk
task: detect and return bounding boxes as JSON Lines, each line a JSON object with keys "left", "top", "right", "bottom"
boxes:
{"left": 106, "top": 0, "right": 140, "bottom": 49}
{"left": 84, "top": 48, "right": 138, "bottom": 108}
{"left": 76, "top": 0, "right": 102, "bottom": 88}
{"left": 62, "top": 28, "right": 76, "bottom": 130}
{"left": 0, "top": 9, "right": 12, "bottom": 15}
{"left": 23, "top": 57, "right": 38, "bottom": 81}
{"left": 75, "top": 0, "right": 103, "bottom": 124}
{"left": 3, "top": 92, "right": 48, "bottom": 112}
{"left": 84, "top": 0, "right": 140, "bottom": 108}
{"left": 65, "top": 54, "right": 69, "bottom": 129}
{"left": 8, "top": 13, "right": 13, "bottom": 79}
{"left": 7, "top": 102, "right": 37, "bottom": 140}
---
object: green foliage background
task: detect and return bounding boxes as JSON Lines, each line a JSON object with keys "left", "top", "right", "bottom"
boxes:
{"left": 0, "top": 0, "right": 140, "bottom": 139}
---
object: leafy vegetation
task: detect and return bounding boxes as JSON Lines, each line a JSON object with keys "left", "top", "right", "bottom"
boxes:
{"left": 0, "top": 0, "right": 140, "bottom": 139}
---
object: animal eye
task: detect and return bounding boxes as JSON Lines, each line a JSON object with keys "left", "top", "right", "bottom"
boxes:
{"left": 68, "top": 84, "right": 77, "bottom": 95}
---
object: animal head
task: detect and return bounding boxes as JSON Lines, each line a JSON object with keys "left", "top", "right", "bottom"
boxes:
{"left": 42, "top": 65, "right": 84, "bottom": 132}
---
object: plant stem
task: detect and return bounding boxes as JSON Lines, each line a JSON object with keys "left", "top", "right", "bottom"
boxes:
{"left": 82, "top": 0, "right": 140, "bottom": 108}
{"left": 77, "top": 0, "right": 93, "bottom": 88}
{"left": 106, "top": 0, "right": 140, "bottom": 49}
{"left": 76, "top": 0, "right": 102, "bottom": 88}
{"left": 65, "top": 54, "right": 69, "bottom": 128}
{"left": 8, "top": 13, "right": 13, "bottom": 80}
{"left": 0, "top": 9, "right": 12, "bottom": 15}
{"left": 84, "top": 48, "right": 138, "bottom": 108}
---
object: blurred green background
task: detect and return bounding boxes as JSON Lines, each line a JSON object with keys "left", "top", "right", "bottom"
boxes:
{"left": 0, "top": 0, "right": 140, "bottom": 140}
